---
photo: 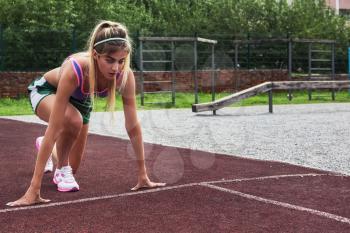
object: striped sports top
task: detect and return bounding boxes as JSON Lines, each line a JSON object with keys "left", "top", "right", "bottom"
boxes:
{"left": 68, "top": 57, "right": 121, "bottom": 100}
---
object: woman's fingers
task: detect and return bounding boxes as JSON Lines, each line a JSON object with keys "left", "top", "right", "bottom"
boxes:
{"left": 131, "top": 181, "right": 166, "bottom": 191}
{"left": 6, "top": 196, "right": 50, "bottom": 207}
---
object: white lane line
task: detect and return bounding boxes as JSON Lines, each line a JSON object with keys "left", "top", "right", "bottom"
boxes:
{"left": 201, "top": 183, "right": 350, "bottom": 225}
{"left": 205, "top": 173, "right": 329, "bottom": 184}
{"left": 0, "top": 183, "right": 198, "bottom": 213}
{"left": 1, "top": 173, "right": 345, "bottom": 214}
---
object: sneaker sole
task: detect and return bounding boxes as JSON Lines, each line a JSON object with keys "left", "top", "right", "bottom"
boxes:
{"left": 57, "top": 187, "right": 79, "bottom": 192}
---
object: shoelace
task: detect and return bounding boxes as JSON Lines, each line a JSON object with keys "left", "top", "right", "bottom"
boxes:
{"left": 62, "top": 167, "right": 75, "bottom": 182}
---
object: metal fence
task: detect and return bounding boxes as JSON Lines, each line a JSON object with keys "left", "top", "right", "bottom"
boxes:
{"left": 0, "top": 27, "right": 348, "bottom": 74}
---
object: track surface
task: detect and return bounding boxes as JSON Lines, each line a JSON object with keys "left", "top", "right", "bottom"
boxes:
{"left": 1, "top": 119, "right": 349, "bottom": 233}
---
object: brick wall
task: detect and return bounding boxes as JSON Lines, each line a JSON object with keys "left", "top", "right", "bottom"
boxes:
{"left": 0, "top": 72, "right": 44, "bottom": 98}
{"left": 326, "top": 0, "right": 350, "bottom": 9}
{"left": 0, "top": 69, "right": 293, "bottom": 98}
{"left": 138, "top": 69, "right": 289, "bottom": 93}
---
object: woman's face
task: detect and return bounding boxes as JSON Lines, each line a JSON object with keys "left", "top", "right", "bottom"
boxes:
{"left": 94, "top": 49, "right": 129, "bottom": 81}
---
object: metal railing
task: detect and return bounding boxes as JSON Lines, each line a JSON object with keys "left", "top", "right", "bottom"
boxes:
{"left": 138, "top": 37, "right": 217, "bottom": 106}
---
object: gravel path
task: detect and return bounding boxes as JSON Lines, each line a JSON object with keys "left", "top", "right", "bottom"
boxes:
{"left": 3, "top": 103, "right": 350, "bottom": 175}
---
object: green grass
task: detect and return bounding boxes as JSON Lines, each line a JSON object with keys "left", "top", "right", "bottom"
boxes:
{"left": 0, "top": 97, "right": 33, "bottom": 115}
{"left": 1, "top": 90, "right": 350, "bottom": 116}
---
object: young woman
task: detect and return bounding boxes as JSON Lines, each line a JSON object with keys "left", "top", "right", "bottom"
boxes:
{"left": 7, "top": 20, "right": 165, "bottom": 207}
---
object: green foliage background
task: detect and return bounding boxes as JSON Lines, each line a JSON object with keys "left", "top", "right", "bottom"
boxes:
{"left": 0, "top": 0, "right": 349, "bottom": 71}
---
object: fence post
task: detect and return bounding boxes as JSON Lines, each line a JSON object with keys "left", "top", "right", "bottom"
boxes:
{"left": 0, "top": 24, "right": 3, "bottom": 71}
{"left": 211, "top": 44, "right": 216, "bottom": 115}
{"left": 348, "top": 47, "right": 350, "bottom": 95}
{"left": 247, "top": 32, "right": 250, "bottom": 69}
{"left": 134, "top": 30, "right": 140, "bottom": 70}
{"left": 71, "top": 27, "right": 77, "bottom": 53}
{"left": 287, "top": 35, "right": 293, "bottom": 101}
{"left": 140, "top": 39, "right": 144, "bottom": 106}
{"left": 171, "top": 40, "right": 175, "bottom": 106}
{"left": 194, "top": 35, "right": 198, "bottom": 104}
{"left": 308, "top": 42, "right": 312, "bottom": 100}
{"left": 331, "top": 42, "right": 335, "bottom": 100}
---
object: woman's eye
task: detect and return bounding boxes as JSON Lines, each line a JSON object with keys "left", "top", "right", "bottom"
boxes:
{"left": 118, "top": 60, "right": 125, "bottom": 65}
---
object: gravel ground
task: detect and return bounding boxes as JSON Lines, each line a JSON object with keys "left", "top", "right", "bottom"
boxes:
{"left": 2, "top": 103, "right": 350, "bottom": 175}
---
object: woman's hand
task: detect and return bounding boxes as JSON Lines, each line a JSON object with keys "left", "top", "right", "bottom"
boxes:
{"left": 131, "top": 176, "right": 166, "bottom": 191}
{"left": 6, "top": 186, "right": 50, "bottom": 207}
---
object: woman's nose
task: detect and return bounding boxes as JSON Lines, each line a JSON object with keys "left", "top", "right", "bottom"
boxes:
{"left": 112, "top": 62, "right": 119, "bottom": 71}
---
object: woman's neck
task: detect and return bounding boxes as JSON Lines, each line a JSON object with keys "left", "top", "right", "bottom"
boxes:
{"left": 95, "top": 70, "right": 109, "bottom": 91}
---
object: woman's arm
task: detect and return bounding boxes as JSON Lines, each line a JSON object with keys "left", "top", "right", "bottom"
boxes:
{"left": 7, "top": 62, "right": 79, "bottom": 206}
{"left": 122, "top": 71, "right": 165, "bottom": 190}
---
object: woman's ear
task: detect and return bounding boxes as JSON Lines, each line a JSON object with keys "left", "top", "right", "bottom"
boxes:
{"left": 92, "top": 49, "right": 99, "bottom": 60}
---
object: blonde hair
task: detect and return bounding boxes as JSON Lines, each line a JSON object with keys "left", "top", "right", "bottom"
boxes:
{"left": 87, "top": 20, "right": 132, "bottom": 111}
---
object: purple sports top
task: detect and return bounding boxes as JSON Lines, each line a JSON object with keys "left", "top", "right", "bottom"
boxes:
{"left": 69, "top": 57, "right": 121, "bottom": 100}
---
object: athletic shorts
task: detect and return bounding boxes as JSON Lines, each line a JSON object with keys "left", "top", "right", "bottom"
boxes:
{"left": 27, "top": 76, "right": 92, "bottom": 124}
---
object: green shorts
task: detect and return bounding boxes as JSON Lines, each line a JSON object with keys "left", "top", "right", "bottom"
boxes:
{"left": 28, "top": 76, "right": 92, "bottom": 124}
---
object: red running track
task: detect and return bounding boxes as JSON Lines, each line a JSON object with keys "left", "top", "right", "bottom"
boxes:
{"left": 0, "top": 118, "right": 349, "bottom": 233}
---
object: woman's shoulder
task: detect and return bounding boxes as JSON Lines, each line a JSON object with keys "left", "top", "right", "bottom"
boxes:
{"left": 70, "top": 52, "right": 90, "bottom": 67}
{"left": 65, "top": 52, "right": 90, "bottom": 77}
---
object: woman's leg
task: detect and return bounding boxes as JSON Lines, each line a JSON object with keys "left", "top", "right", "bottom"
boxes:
{"left": 35, "top": 95, "right": 56, "bottom": 170}
{"left": 69, "top": 124, "right": 89, "bottom": 174}
{"left": 37, "top": 94, "right": 85, "bottom": 192}
{"left": 36, "top": 95, "right": 84, "bottom": 170}
{"left": 54, "top": 105, "right": 83, "bottom": 169}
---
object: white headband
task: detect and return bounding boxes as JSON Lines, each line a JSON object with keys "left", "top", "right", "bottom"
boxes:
{"left": 94, "top": 38, "right": 128, "bottom": 47}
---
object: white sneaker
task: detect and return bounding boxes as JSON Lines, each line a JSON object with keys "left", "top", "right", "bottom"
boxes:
{"left": 53, "top": 166, "right": 79, "bottom": 192}
{"left": 35, "top": 136, "right": 54, "bottom": 173}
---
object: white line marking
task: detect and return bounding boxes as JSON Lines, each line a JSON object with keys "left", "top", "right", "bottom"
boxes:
{"left": 205, "top": 173, "right": 328, "bottom": 184}
{"left": 0, "top": 173, "right": 345, "bottom": 214}
{"left": 0, "top": 183, "right": 198, "bottom": 213}
{"left": 201, "top": 183, "right": 350, "bottom": 225}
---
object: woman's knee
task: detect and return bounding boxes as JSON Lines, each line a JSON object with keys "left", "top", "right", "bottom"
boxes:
{"left": 63, "top": 113, "right": 83, "bottom": 136}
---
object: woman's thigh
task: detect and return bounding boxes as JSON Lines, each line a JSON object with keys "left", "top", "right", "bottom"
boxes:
{"left": 36, "top": 94, "right": 83, "bottom": 129}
